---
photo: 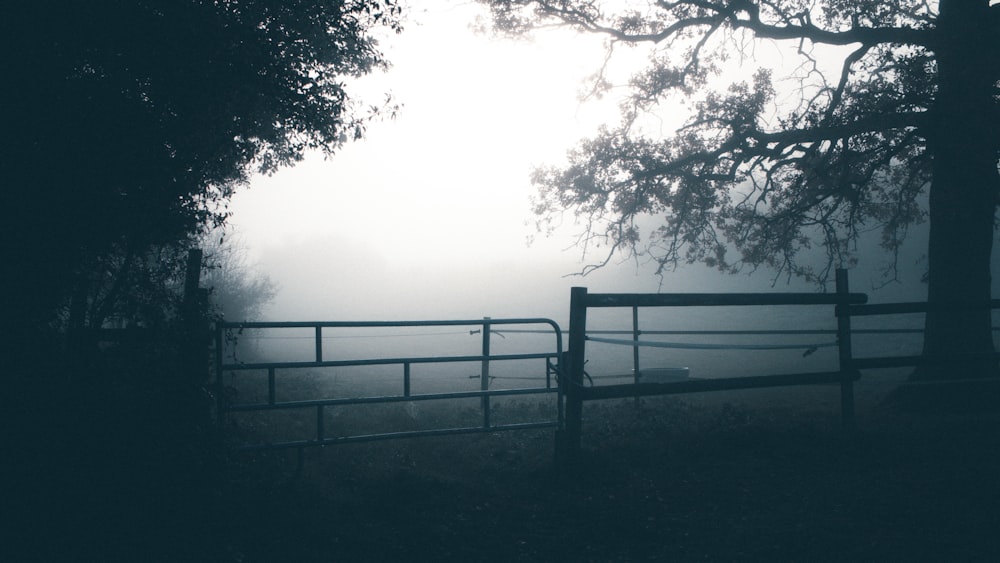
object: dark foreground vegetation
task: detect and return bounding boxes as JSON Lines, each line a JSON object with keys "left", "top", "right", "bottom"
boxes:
{"left": 11, "top": 373, "right": 998, "bottom": 562}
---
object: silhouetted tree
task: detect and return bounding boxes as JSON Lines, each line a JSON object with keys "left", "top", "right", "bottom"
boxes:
{"left": 479, "top": 0, "right": 1000, "bottom": 380}
{"left": 201, "top": 231, "right": 278, "bottom": 323}
{"left": 2, "top": 0, "right": 401, "bottom": 333}
{"left": 4, "top": 5, "right": 404, "bottom": 556}
{"left": 62, "top": 239, "right": 193, "bottom": 332}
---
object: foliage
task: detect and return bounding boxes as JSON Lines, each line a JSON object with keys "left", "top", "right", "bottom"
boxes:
{"left": 202, "top": 231, "right": 278, "bottom": 322}
{"left": 478, "top": 0, "right": 999, "bottom": 287}
{"left": 57, "top": 239, "right": 193, "bottom": 332}
{"left": 1, "top": 0, "right": 402, "bottom": 329}
{"left": 52, "top": 229, "right": 276, "bottom": 332}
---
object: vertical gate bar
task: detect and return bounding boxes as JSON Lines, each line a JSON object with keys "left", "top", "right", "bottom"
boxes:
{"left": 403, "top": 362, "right": 411, "bottom": 397}
{"left": 632, "top": 305, "right": 641, "bottom": 406}
{"left": 315, "top": 326, "right": 323, "bottom": 363}
{"left": 268, "top": 367, "right": 276, "bottom": 405}
{"left": 632, "top": 305, "right": 641, "bottom": 384}
{"left": 481, "top": 317, "right": 491, "bottom": 429}
{"left": 835, "top": 268, "right": 856, "bottom": 431}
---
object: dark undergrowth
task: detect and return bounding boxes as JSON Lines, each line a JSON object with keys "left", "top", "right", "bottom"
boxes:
{"left": 9, "top": 377, "right": 1000, "bottom": 562}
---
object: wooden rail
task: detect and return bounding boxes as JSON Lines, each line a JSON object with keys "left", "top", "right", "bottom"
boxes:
{"left": 841, "top": 299, "right": 1000, "bottom": 371}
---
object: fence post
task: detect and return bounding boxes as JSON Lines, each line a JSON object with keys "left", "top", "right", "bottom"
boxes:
{"left": 182, "top": 248, "right": 209, "bottom": 384}
{"left": 481, "top": 317, "right": 491, "bottom": 429}
{"left": 835, "top": 268, "right": 856, "bottom": 431}
{"left": 315, "top": 326, "right": 323, "bottom": 363}
{"left": 214, "top": 323, "right": 224, "bottom": 424}
{"left": 556, "top": 287, "right": 588, "bottom": 470}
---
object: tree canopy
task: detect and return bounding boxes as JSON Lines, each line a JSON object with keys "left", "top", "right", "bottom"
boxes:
{"left": 479, "top": 0, "right": 1000, "bottom": 377}
{"left": 2, "top": 0, "right": 401, "bottom": 329}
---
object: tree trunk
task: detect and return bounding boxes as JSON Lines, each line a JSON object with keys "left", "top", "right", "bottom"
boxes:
{"left": 917, "top": 0, "right": 1000, "bottom": 381}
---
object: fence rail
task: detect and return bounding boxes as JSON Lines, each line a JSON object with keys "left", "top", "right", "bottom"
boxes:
{"left": 841, "top": 300, "right": 1000, "bottom": 370}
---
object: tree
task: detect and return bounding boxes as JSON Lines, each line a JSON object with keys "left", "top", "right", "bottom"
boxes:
{"left": 1, "top": 0, "right": 401, "bottom": 333}
{"left": 201, "top": 231, "right": 278, "bottom": 323}
{"left": 62, "top": 239, "right": 195, "bottom": 332}
{"left": 479, "top": 0, "right": 1000, "bottom": 380}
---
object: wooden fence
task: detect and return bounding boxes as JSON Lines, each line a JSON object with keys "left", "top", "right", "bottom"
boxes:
{"left": 555, "top": 268, "right": 1000, "bottom": 468}
{"left": 555, "top": 269, "right": 868, "bottom": 466}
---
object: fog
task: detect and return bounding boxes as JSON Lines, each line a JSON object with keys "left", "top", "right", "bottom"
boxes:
{"left": 227, "top": 0, "right": 999, "bottom": 331}
{"left": 237, "top": 213, "right": 952, "bottom": 326}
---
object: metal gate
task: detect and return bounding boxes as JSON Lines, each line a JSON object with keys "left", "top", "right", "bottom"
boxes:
{"left": 215, "top": 318, "right": 563, "bottom": 450}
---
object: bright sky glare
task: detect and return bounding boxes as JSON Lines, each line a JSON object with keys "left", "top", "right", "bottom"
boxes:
{"left": 228, "top": 0, "right": 673, "bottom": 320}
{"left": 227, "top": 0, "right": 935, "bottom": 322}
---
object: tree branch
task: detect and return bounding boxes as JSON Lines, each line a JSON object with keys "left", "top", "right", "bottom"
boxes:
{"left": 527, "top": 0, "right": 935, "bottom": 48}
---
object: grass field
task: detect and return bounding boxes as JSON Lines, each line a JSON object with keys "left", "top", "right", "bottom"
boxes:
{"left": 209, "top": 373, "right": 1000, "bottom": 562}
{"left": 10, "top": 367, "right": 997, "bottom": 561}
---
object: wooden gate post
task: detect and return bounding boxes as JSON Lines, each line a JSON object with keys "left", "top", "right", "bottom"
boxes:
{"left": 182, "top": 248, "right": 209, "bottom": 384}
{"left": 835, "top": 268, "right": 856, "bottom": 431}
{"left": 556, "top": 287, "right": 588, "bottom": 470}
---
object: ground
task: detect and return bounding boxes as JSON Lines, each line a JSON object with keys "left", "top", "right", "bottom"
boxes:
{"left": 10, "top": 371, "right": 999, "bottom": 561}
{"left": 213, "top": 373, "right": 1000, "bottom": 562}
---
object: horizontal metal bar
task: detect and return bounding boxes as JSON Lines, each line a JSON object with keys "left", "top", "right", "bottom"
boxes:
{"left": 585, "top": 292, "right": 867, "bottom": 308}
{"left": 573, "top": 371, "right": 857, "bottom": 401}
{"left": 222, "top": 351, "right": 558, "bottom": 372}
{"left": 219, "top": 317, "right": 562, "bottom": 330}
{"left": 235, "top": 420, "right": 559, "bottom": 451}
{"left": 226, "top": 386, "right": 557, "bottom": 412}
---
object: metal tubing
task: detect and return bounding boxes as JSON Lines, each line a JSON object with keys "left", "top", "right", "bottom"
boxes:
{"left": 236, "top": 420, "right": 560, "bottom": 451}
{"left": 220, "top": 317, "right": 564, "bottom": 331}
{"left": 481, "top": 317, "right": 491, "bottom": 429}
{"left": 632, "top": 305, "right": 641, "bottom": 387}
{"left": 227, "top": 386, "right": 556, "bottom": 412}
{"left": 216, "top": 317, "right": 562, "bottom": 452}
{"left": 221, "top": 351, "right": 558, "bottom": 372}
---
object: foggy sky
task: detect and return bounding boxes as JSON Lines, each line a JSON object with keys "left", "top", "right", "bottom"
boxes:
{"left": 228, "top": 0, "right": 999, "bottom": 326}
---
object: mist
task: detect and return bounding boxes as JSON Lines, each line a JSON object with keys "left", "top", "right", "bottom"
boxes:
{"left": 224, "top": 0, "right": 975, "bottom": 329}
{"left": 245, "top": 219, "right": 954, "bottom": 325}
